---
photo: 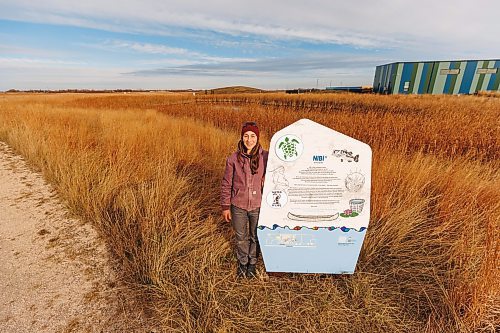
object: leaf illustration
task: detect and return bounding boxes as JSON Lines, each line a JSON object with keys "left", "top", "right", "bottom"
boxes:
{"left": 292, "top": 139, "right": 299, "bottom": 143}
{"left": 278, "top": 142, "right": 284, "bottom": 149}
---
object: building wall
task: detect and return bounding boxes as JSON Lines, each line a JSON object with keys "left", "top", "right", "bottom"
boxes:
{"left": 373, "top": 60, "right": 500, "bottom": 94}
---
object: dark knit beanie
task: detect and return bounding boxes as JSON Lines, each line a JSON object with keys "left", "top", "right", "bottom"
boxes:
{"left": 241, "top": 122, "right": 259, "bottom": 139}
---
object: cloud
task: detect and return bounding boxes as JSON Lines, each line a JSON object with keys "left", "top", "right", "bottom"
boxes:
{"left": 1, "top": 1, "right": 498, "bottom": 90}
{"left": 126, "top": 55, "right": 381, "bottom": 77}
{"left": 79, "top": 39, "right": 258, "bottom": 64}
{"left": 0, "top": 57, "right": 85, "bottom": 68}
{"left": 0, "top": 65, "right": 134, "bottom": 90}
{"left": 1, "top": 64, "right": 373, "bottom": 91}
{"left": 0, "top": 55, "right": 376, "bottom": 90}
{"left": 4, "top": 0, "right": 498, "bottom": 52}
{"left": 103, "top": 40, "right": 191, "bottom": 56}
{"left": 0, "top": 43, "right": 82, "bottom": 59}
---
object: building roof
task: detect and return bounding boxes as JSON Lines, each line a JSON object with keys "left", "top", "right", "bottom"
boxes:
{"left": 377, "top": 59, "right": 500, "bottom": 67}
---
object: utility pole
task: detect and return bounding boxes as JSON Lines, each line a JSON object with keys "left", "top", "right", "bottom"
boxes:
{"left": 316, "top": 78, "right": 319, "bottom": 89}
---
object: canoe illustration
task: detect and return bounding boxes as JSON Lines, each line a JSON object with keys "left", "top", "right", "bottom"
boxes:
{"left": 287, "top": 212, "right": 339, "bottom": 222}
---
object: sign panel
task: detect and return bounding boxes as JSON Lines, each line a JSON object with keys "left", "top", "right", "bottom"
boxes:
{"left": 476, "top": 68, "right": 498, "bottom": 74}
{"left": 258, "top": 119, "right": 372, "bottom": 274}
{"left": 440, "top": 68, "right": 461, "bottom": 75}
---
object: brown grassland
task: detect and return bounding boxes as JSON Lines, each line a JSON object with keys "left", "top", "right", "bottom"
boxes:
{"left": 0, "top": 92, "right": 498, "bottom": 332}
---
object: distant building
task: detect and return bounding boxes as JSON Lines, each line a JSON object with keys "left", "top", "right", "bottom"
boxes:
{"left": 325, "top": 86, "right": 372, "bottom": 93}
{"left": 285, "top": 88, "right": 317, "bottom": 94}
{"left": 373, "top": 59, "right": 500, "bottom": 94}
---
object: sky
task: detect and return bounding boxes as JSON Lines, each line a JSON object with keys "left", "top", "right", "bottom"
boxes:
{"left": 0, "top": 1, "right": 499, "bottom": 90}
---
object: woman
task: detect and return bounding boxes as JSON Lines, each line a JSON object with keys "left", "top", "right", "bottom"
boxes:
{"left": 221, "top": 122, "right": 268, "bottom": 278}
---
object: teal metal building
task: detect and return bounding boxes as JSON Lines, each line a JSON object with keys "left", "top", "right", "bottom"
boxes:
{"left": 373, "top": 59, "right": 500, "bottom": 94}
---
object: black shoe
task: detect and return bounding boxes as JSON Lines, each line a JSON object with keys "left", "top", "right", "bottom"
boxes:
{"left": 236, "top": 263, "right": 247, "bottom": 278}
{"left": 246, "top": 264, "right": 257, "bottom": 278}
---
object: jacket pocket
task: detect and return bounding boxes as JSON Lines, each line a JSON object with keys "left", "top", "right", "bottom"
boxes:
{"left": 231, "top": 188, "right": 240, "bottom": 198}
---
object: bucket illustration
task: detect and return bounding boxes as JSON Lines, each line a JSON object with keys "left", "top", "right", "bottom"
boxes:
{"left": 349, "top": 199, "right": 365, "bottom": 213}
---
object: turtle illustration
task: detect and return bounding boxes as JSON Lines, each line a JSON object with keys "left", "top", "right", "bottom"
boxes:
{"left": 278, "top": 137, "right": 300, "bottom": 160}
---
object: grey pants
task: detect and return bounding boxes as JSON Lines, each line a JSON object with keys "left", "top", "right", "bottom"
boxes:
{"left": 231, "top": 205, "right": 260, "bottom": 265}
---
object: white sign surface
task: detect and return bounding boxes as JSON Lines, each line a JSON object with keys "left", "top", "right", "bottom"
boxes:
{"left": 258, "top": 119, "right": 372, "bottom": 274}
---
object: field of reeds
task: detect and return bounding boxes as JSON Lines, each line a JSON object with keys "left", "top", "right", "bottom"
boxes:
{"left": 0, "top": 92, "right": 498, "bottom": 332}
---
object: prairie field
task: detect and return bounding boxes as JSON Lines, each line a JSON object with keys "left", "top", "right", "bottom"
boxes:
{"left": 0, "top": 92, "right": 498, "bottom": 332}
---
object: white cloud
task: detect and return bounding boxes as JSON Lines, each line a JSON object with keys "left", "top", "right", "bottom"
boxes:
{"left": 126, "top": 54, "right": 381, "bottom": 78}
{"left": 0, "top": 45, "right": 55, "bottom": 56}
{"left": 0, "top": 57, "right": 85, "bottom": 67}
{"left": 1, "top": 1, "right": 498, "bottom": 90}
{"left": 1, "top": 66, "right": 130, "bottom": 90}
{"left": 79, "top": 39, "right": 259, "bottom": 64}
{"left": 105, "top": 40, "right": 256, "bottom": 63}
{"left": 1, "top": 0, "right": 498, "bottom": 53}
{"left": 105, "top": 40, "right": 190, "bottom": 56}
{"left": 0, "top": 53, "right": 377, "bottom": 90}
{"left": 1, "top": 64, "right": 372, "bottom": 91}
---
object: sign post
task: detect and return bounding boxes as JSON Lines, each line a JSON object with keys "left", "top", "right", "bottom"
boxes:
{"left": 258, "top": 119, "right": 372, "bottom": 274}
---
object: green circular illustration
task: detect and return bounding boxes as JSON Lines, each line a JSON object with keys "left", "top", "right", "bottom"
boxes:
{"left": 275, "top": 134, "right": 303, "bottom": 161}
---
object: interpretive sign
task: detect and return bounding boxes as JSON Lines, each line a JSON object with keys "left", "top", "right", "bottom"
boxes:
{"left": 258, "top": 119, "right": 372, "bottom": 274}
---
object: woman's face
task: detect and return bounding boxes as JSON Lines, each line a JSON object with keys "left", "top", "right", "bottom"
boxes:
{"left": 243, "top": 131, "right": 257, "bottom": 151}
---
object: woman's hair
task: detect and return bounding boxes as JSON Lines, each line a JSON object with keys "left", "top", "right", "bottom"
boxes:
{"left": 237, "top": 139, "right": 261, "bottom": 175}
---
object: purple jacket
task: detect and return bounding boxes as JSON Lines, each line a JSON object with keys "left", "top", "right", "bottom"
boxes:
{"left": 221, "top": 147, "right": 269, "bottom": 211}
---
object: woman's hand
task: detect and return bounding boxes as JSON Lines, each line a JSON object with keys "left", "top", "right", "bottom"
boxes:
{"left": 222, "top": 209, "right": 232, "bottom": 222}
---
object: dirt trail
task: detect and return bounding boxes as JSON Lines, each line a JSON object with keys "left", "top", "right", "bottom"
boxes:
{"left": 0, "top": 142, "right": 158, "bottom": 333}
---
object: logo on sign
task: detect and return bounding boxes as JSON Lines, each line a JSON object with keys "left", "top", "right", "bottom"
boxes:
{"left": 266, "top": 190, "right": 288, "bottom": 208}
{"left": 312, "top": 155, "right": 327, "bottom": 162}
{"left": 338, "top": 236, "right": 356, "bottom": 246}
{"left": 275, "top": 135, "right": 303, "bottom": 162}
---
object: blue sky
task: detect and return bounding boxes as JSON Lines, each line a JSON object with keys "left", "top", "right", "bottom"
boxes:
{"left": 1, "top": 0, "right": 499, "bottom": 90}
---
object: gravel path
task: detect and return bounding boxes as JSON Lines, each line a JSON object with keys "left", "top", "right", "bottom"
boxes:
{"left": 0, "top": 142, "right": 158, "bottom": 333}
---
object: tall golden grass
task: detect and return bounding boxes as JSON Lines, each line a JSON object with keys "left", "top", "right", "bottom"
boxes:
{"left": 59, "top": 92, "right": 500, "bottom": 161}
{"left": 0, "top": 93, "right": 498, "bottom": 332}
